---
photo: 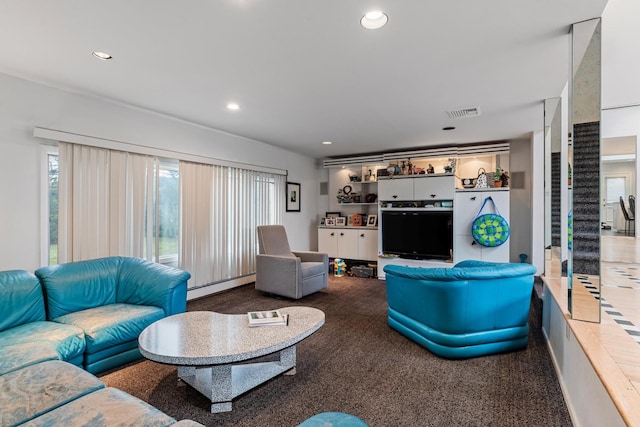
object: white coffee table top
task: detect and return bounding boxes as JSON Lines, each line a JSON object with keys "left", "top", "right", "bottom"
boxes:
{"left": 138, "top": 306, "right": 325, "bottom": 366}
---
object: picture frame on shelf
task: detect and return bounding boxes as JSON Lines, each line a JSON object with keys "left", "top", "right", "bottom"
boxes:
{"left": 325, "top": 212, "right": 341, "bottom": 218}
{"left": 286, "top": 182, "right": 301, "bottom": 212}
{"left": 319, "top": 217, "right": 326, "bottom": 226}
{"left": 325, "top": 217, "right": 336, "bottom": 226}
{"left": 336, "top": 217, "right": 346, "bottom": 226}
{"left": 351, "top": 214, "right": 363, "bottom": 227}
{"left": 367, "top": 215, "right": 378, "bottom": 227}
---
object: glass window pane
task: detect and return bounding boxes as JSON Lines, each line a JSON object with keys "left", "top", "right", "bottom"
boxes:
{"left": 157, "top": 161, "right": 179, "bottom": 266}
{"left": 605, "top": 177, "right": 625, "bottom": 203}
{"left": 48, "top": 154, "right": 59, "bottom": 265}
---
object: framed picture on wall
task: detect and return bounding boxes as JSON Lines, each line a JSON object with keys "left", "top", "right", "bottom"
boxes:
{"left": 367, "top": 215, "right": 377, "bottom": 227}
{"left": 286, "top": 182, "right": 301, "bottom": 212}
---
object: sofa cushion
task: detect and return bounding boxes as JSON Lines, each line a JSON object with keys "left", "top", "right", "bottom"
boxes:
{"left": 0, "top": 321, "right": 85, "bottom": 364}
{"left": 35, "top": 257, "right": 122, "bottom": 319}
{"left": 0, "top": 270, "right": 45, "bottom": 332}
{"left": 0, "top": 342, "right": 59, "bottom": 376}
{"left": 53, "top": 303, "right": 165, "bottom": 354}
{"left": 0, "top": 360, "right": 104, "bottom": 427}
{"left": 21, "top": 387, "right": 176, "bottom": 427}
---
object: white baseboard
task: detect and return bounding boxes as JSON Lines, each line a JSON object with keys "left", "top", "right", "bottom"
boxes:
{"left": 186, "top": 274, "right": 256, "bottom": 300}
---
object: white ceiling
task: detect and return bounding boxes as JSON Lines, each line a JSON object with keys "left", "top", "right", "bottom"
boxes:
{"left": 0, "top": 1, "right": 610, "bottom": 159}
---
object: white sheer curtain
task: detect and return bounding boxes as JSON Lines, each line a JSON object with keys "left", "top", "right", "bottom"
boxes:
{"left": 180, "top": 161, "right": 284, "bottom": 289}
{"left": 180, "top": 161, "right": 215, "bottom": 287}
{"left": 58, "top": 142, "right": 156, "bottom": 263}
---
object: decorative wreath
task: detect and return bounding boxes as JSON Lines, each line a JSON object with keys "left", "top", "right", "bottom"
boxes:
{"left": 472, "top": 213, "right": 510, "bottom": 247}
{"left": 471, "top": 197, "right": 510, "bottom": 247}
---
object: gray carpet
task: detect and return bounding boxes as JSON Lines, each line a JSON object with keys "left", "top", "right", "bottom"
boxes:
{"left": 100, "top": 275, "right": 572, "bottom": 427}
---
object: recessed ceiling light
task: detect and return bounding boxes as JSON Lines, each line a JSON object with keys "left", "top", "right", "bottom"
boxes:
{"left": 361, "top": 11, "right": 388, "bottom": 30}
{"left": 443, "top": 126, "right": 456, "bottom": 131}
{"left": 92, "top": 51, "right": 112, "bottom": 60}
{"left": 322, "top": 141, "right": 333, "bottom": 145}
{"left": 226, "top": 102, "right": 240, "bottom": 111}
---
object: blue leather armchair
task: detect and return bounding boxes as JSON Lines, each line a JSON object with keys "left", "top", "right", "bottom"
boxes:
{"left": 384, "top": 260, "right": 537, "bottom": 359}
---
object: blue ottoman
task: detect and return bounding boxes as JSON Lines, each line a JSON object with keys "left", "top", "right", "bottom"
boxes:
{"left": 298, "top": 412, "right": 368, "bottom": 427}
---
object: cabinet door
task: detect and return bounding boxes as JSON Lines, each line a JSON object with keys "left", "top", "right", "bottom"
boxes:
{"left": 378, "top": 179, "right": 414, "bottom": 201}
{"left": 413, "top": 176, "right": 455, "bottom": 201}
{"left": 454, "top": 236, "right": 485, "bottom": 262}
{"left": 337, "top": 229, "right": 359, "bottom": 259}
{"left": 453, "top": 192, "right": 483, "bottom": 236}
{"left": 318, "top": 228, "right": 338, "bottom": 257}
{"left": 357, "top": 229, "right": 378, "bottom": 261}
{"left": 481, "top": 244, "right": 510, "bottom": 262}
{"left": 488, "top": 191, "right": 510, "bottom": 220}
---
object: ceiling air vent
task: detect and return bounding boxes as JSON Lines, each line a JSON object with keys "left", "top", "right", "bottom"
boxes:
{"left": 446, "top": 106, "right": 481, "bottom": 119}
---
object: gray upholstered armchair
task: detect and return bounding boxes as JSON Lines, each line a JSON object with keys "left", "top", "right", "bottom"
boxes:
{"left": 256, "top": 225, "right": 329, "bottom": 299}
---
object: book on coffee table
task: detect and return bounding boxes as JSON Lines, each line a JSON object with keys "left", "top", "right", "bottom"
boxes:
{"left": 247, "top": 310, "right": 289, "bottom": 327}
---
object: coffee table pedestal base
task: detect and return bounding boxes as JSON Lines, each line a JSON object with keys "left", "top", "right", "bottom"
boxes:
{"left": 177, "top": 345, "right": 297, "bottom": 413}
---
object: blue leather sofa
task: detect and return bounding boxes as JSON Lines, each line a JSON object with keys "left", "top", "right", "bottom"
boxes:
{"left": 384, "top": 260, "right": 537, "bottom": 359}
{"left": 0, "top": 256, "right": 190, "bottom": 375}
{"left": 0, "top": 359, "right": 204, "bottom": 426}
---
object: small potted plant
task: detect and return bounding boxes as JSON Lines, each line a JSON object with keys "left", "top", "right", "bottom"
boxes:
{"left": 494, "top": 168, "right": 503, "bottom": 187}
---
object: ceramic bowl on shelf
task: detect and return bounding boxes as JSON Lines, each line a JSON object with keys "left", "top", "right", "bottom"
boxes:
{"left": 461, "top": 178, "right": 477, "bottom": 188}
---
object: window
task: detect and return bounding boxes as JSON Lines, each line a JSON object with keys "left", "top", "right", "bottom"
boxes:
{"left": 155, "top": 161, "right": 179, "bottom": 266}
{"left": 47, "top": 151, "right": 59, "bottom": 265}
{"left": 44, "top": 141, "right": 284, "bottom": 286}
{"left": 180, "top": 162, "right": 284, "bottom": 288}
{"left": 46, "top": 145, "right": 180, "bottom": 267}
{"left": 605, "top": 176, "right": 626, "bottom": 203}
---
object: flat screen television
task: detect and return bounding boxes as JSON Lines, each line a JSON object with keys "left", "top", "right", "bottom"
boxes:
{"left": 381, "top": 210, "right": 453, "bottom": 260}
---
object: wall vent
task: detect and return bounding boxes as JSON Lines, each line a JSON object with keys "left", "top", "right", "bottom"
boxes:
{"left": 322, "top": 155, "right": 384, "bottom": 167}
{"left": 446, "top": 106, "right": 481, "bottom": 119}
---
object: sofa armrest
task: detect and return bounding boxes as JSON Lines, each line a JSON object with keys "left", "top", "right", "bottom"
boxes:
{"left": 256, "top": 254, "right": 302, "bottom": 298}
{"left": 117, "top": 258, "right": 191, "bottom": 316}
{"left": 292, "top": 251, "right": 328, "bottom": 264}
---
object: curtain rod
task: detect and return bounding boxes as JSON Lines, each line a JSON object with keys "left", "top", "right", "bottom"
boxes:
{"left": 33, "top": 126, "right": 287, "bottom": 176}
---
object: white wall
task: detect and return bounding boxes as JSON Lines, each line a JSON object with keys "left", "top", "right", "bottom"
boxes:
{"left": 532, "top": 130, "right": 545, "bottom": 273}
{"left": 0, "top": 73, "right": 321, "bottom": 272}
{"left": 602, "top": 107, "right": 640, "bottom": 237}
{"left": 542, "top": 282, "right": 626, "bottom": 427}
{"left": 509, "top": 136, "right": 534, "bottom": 266}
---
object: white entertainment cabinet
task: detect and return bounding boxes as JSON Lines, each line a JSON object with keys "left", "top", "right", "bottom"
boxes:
{"left": 321, "top": 149, "right": 511, "bottom": 279}
{"left": 377, "top": 174, "right": 510, "bottom": 278}
{"left": 317, "top": 227, "right": 378, "bottom": 262}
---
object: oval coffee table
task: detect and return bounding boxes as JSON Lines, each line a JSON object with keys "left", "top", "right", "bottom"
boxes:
{"left": 138, "top": 306, "right": 324, "bottom": 413}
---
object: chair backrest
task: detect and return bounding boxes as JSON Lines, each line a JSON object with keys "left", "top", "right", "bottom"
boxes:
{"left": 257, "top": 225, "right": 294, "bottom": 256}
{"left": 630, "top": 195, "right": 636, "bottom": 217}
{"left": 620, "top": 196, "right": 631, "bottom": 221}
